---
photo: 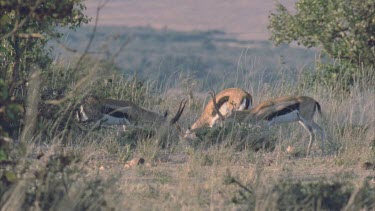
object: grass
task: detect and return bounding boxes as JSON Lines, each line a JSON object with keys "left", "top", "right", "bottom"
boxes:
{"left": 1, "top": 34, "right": 375, "bottom": 210}
{"left": 3, "top": 81, "right": 374, "bottom": 210}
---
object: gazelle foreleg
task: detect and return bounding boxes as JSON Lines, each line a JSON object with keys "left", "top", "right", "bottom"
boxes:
{"left": 210, "top": 102, "right": 230, "bottom": 127}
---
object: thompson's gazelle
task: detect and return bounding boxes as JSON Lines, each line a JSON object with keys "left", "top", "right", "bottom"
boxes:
{"left": 211, "top": 93, "right": 325, "bottom": 156}
{"left": 76, "top": 95, "right": 187, "bottom": 134}
{"left": 184, "top": 88, "right": 252, "bottom": 139}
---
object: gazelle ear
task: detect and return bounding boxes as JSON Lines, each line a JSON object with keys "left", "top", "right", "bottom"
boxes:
{"left": 163, "top": 110, "right": 168, "bottom": 118}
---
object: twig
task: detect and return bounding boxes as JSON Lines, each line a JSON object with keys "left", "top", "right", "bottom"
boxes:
{"left": 73, "top": 0, "right": 111, "bottom": 69}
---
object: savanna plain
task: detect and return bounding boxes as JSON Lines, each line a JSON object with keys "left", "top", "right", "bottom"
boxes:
{"left": 1, "top": 9, "right": 375, "bottom": 211}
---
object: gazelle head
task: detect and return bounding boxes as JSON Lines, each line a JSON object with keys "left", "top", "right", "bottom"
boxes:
{"left": 76, "top": 95, "right": 105, "bottom": 123}
{"left": 183, "top": 88, "right": 252, "bottom": 139}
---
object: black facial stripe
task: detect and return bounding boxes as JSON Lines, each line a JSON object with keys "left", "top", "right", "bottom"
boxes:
{"left": 211, "top": 96, "right": 230, "bottom": 116}
{"left": 265, "top": 103, "right": 300, "bottom": 121}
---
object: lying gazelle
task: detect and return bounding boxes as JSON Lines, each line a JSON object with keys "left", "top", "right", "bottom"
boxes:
{"left": 211, "top": 93, "right": 325, "bottom": 156}
{"left": 76, "top": 95, "right": 187, "bottom": 133}
{"left": 184, "top": 88, "right": 252, "bottom": 139}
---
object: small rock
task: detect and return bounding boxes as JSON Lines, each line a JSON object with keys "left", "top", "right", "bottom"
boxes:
{"left": 37, "top": 152, "right": 45, "bottom": 160}
{"left": 362, "top": 161, "right": 374, "bottom": 170}
{"left": 286, "top": 146, "right": 294, "bottom": 154}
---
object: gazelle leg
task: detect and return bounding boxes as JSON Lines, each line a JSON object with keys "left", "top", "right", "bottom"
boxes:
{"left": 311, "top": 121, "right": 325, "bottom": 155}
{"left": 299, "top": 120, "right": 315, "bottom": 156}
{"left": 210, "top": 115, "right": 220, "bottom": 128}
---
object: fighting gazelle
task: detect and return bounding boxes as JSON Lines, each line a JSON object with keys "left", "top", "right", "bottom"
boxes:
{"left": 211, "top": 93, "right": 325, "bottom": 156}
{"left": 76, "top": 95, "right": 187, "bottom": 134}
{"left": 184, "top": 88, "right": 252, "bottom": 139}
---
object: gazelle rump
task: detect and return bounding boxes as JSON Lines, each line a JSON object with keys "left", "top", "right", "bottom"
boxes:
{"left": 76, "top": 95, "right": 187, "bottom": 133}
{"left": 184, "top": 88, "right": 252, "bottom": 139}
{"left": 212, "top": 95, "right": 325, "bottom": 155}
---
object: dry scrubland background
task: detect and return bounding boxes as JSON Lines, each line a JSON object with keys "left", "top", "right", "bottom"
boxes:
{"left": 1, "top": 0, "right": 375, "bottom": 210}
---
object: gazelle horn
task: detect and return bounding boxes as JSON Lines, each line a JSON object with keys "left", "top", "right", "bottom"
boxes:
{"left": 209, "top": 89, "right": 225, "bottom": 121}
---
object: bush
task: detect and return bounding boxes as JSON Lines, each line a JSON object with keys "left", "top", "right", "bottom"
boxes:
{"left": 190, "top": 123, "right": 277, "bottom": 152}
{"left": 301, "top": 60, "right": 375, "bottom": 92}
{"left": 1, "top": 149, "right": 114, "bottom": 210}
{"left": 226, "top": 177, "right": 375, "bottom": 210}
{"left": 273, "top": 181, "right": 352, "bottom": 210}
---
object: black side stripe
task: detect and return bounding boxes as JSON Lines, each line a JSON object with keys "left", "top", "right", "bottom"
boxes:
{"left": 102, "top": 106, "right": 132, "bottom": 119}
{"left": 265, "top": 103, "right": 300, "bottom": 121}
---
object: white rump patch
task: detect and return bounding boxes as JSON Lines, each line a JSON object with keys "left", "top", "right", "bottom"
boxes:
{"left": 238, "top": 98, "right": 249, "bottom": 110}
{"left": 267, "top": 110, "right": 300, "bottom": 126}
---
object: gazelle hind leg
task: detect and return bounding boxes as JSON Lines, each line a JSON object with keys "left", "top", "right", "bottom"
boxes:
{"left": 299, "top": 120, "right": 315, "bottom": 156}
{"left": 311, "top": 121, "right": 325, "bottom": 154}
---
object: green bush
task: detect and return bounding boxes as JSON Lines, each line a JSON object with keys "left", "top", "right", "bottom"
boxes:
{"left": 0, "top": 79, "right": 23, "bottom": 139}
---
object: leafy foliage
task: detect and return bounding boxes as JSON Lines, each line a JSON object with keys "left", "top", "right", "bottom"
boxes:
{"left": 0, "top": 79, "right": 24, "bottom": 139}
{"left": 0, "top": 0, "right": 89, "bottom": 138}
{"left": 268, "top": 0, "right": 375, "bottom": 67}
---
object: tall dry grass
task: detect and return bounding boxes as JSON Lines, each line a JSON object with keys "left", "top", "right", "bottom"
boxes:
{"left": 1, "top": 51, "right": 374, "bottom": 210}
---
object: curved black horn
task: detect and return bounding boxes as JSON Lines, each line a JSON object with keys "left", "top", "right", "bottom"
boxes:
{"left": 170, "top": 99, "right": 187, "bottom": 125}
{"left": 209, "top": 89, "right": 225, "bottom": 121}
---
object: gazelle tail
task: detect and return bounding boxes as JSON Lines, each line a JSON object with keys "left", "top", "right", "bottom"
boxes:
{"left": 315, "top": 102, "right": 322, "bottom": 116}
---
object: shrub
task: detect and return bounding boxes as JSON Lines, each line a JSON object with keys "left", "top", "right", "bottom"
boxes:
{"left": 190, "top": 123, "right": 277, "bottom": 152}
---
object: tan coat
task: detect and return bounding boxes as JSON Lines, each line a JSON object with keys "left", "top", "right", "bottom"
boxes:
{"left": 190, "top": 88, "right": 252, "bottom": 130}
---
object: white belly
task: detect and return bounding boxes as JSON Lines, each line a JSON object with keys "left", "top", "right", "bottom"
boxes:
{"left": 101, "top": 114, "right": 131, "bottom": 125}
{"left": 267, "top": 110, "right": 299, "bottom": 126}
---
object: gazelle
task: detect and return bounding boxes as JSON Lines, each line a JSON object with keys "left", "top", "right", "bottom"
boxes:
{"left": 184, "top": 88, "right": 252, "bottom": 139}
{"left": 76, "top": 95, "right": 187, "bottom": 133}
{"left": 211, "top": 94, "right": 325, "bottom": 156}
